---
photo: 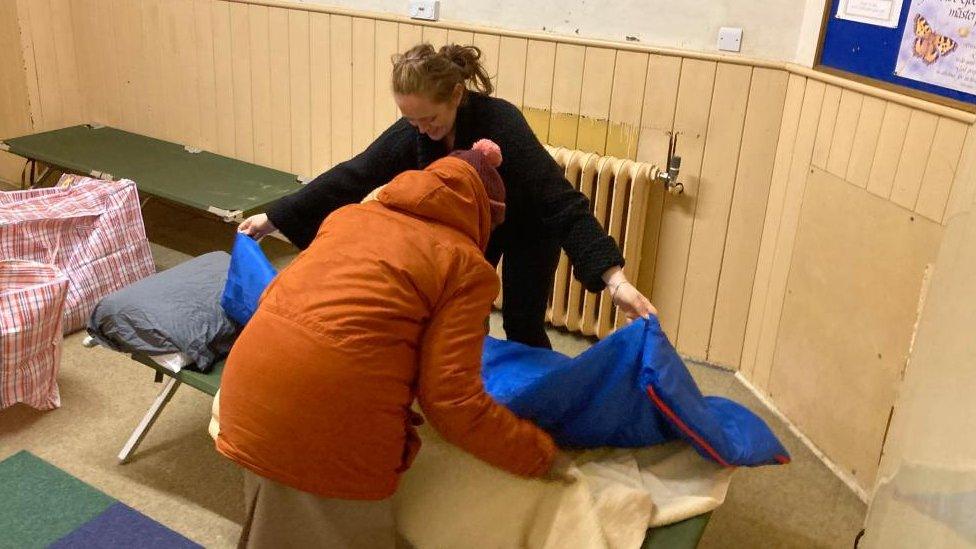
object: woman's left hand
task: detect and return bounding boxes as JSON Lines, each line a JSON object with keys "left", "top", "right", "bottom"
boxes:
{"left": 611, "top": 281, "right": 658, "bottom": 320}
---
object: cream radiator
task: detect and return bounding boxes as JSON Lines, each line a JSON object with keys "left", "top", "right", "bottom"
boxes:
{"left": 496, "top": 146, "right": 659, "bottom": 339}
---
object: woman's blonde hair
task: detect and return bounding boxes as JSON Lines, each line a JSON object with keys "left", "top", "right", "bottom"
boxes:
{"left": 391, "top": 43, "right": 493, "bottom": 103}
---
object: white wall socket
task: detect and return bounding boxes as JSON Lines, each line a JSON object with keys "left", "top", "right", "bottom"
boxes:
{"left": 408, "top": 0, "right": 440, "bottom": 21}
{"left": 717, "top": 27, "right": 742, "bottom": 52}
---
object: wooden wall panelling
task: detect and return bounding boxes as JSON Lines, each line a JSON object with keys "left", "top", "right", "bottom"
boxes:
{"left": 845, "top": 96, "right": 885, "bottom": 189}
{"left": 943, "top": 127, "right": 976, "bottom": 223}
{"left": 51, "top": 0, "right": 83, "bottom": 128}
{"left": 229, "top": 1, "right": 254, "bottom": 161}
{"left": 104, "top": 0, "right": 128, "bottom": 128}
{"left": 810, "top": 84, "right": 841, "bottom": 170}
{"left": 422, "top": 25, "right": 448, "bottom": 49}
{"left": 575, "top": 47, "right": 615, "bottom": 155}
{"left": 194, "top": 0, "right": 219, "bottom": 152}
{"left": 866, "top": 102, "right": 912, "bottom": 199}
{"left": 129, "top": 0, "right": 154, "bottom": 136}
{"left": 825, "top": 88, "right": 863, "bottom": 178}
{"left": 633, "top": 55, "right": 681, "bottom": 299}
{"left": 268, "top": 7, "right": 292, "bottom": 171}
{"left": 495, "top": 37, "right": 527, "bottom": 109}
{"left": 0, "top": 0, "right": 32, "bottom": 182}
{"left": 173, "top": 0, "right": 202, "bottom": 148}
{"left": 212, "top": 1, "right": 237, "bottom": 157}
{"left": 605, "top": 50, "right": 648, "bottom": 160}
{"left": 130, "top": 2, "right": 154, "bottom": 137}
{"left": 709, "top": 67, "right": 789, "bottom": 368}
{"left": 397, "top": 23, "right": 423, "bottom": 53}
{"left": 446, "top": 29, "right": 474, "bottom": 45}
{"left": 749, "top": 79, "right": 826, "bottom": 391}
{"left": 29, "top": 0, "right": 69, "bottom": 130}
{"left": 288, "top": 8, "right": 312, "bottom": 177}
{"left": 14, "top": 0, "right": 41, "bottom": 135}
{"left": 890, "top": 110, "right": 938, "bottom": 210}
{"left": 374, "top": 20, "right": 399, "bottom": 139}
{"left": 739, "top": 73, "right": 807, "bottom": 379}
{"left": 522, "top": 40, "right": 556, "bottom": 142}
{"left": 351, "top": 17, "right": 375, "bottom": 153}
{"left": 309, "top": 12, "right": 332, "bottom": 173}
{"left": 249, "top": 4, "right": 273, "bottom": 165}
{"left": 76, "top": 0, "right": 109, "bottom": 128}
{"left": 329, "top": 15, "right": 353, "bottom": 164}
{"left": 676, "top": 63, "right": 752, "bottom": 359}
{"left": 649, "top": 58, "right": 716, "bottom": 341}
{"left": 158, "top": 0, "right": 184, "bottom": 142}
{"left": 914, "top": 118, "right": 968, "bottom": 222}
{"left": 471, "top": 33, "right": 500, "bottom": 91}
{"left": 768, "top": 168, "right": 943, "bottom": 490}
{"left": 548, "top": 44, "right": 585, "bottom": 149}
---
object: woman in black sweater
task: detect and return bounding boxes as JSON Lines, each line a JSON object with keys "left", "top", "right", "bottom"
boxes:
{"left": 240, "top": 43, "right": 656, "bottom": 348}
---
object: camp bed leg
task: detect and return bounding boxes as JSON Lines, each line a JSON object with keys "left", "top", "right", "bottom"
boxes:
{"left": 23, "top": 159, "right": 54, "bottom": 189}
{"left": 118, "top": 377, "right": 181, "bottom": 464}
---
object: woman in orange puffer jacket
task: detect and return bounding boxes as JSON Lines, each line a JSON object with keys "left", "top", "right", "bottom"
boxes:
{"left": 216, "top": 140, "right": 566, "bottom": 548}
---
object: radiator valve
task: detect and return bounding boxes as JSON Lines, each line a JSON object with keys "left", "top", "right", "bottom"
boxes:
{"left": 656, "top": 132, "right": 684, "bottom": 195}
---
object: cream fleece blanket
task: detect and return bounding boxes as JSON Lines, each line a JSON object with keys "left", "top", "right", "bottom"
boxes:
{"left": 210, "top": 393, "right": 731, "bottom": 549}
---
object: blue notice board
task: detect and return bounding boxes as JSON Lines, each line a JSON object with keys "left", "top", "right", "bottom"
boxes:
{"left": 818, "top": 0, "right": 976, "bottom": 107}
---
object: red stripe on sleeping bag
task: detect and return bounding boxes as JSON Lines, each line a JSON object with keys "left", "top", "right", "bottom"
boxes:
{"left": 645, "top": 385, "right": 733, "bottom": 468}
{"left": 775, "top": 454, "right": 791, "bottom": 464}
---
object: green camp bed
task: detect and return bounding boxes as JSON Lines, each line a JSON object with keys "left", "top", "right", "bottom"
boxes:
{"left": 1, "top": 124, "right": 304, "bottom": 222}
{"left": 643, "top": 513, "right": 711, "bottom": 548}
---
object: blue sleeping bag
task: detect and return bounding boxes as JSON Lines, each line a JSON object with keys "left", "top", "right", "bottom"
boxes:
{"left": 482, "top": 317, "right": 790, "bottom": 467}
{"left": 223, "top": 239, "right": 788, "bottom": 467}
{"left": 221, "top": 233, "right": 278, "bottom": 325}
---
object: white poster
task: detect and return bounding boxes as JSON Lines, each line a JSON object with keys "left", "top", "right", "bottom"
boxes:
{"left": 895, "top": 0, "right": 976, "bottom": 95}
{"left": 837, "top": 0, "right": 905, "bottom": 27}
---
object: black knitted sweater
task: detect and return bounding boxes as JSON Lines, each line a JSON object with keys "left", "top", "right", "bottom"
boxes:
{"left": 266, "top": 92, "right": 624, "bottom": 292}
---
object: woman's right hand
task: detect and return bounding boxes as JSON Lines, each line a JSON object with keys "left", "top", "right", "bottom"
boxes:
{"left": 238, "top": 213, "right": 277, "bottom": 239}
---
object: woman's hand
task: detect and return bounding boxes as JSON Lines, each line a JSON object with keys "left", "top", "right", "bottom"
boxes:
{"left": 612, "top": 281, "right": 657, "bottom": 320}
{"left": 238, "top": 213, "right": 277, "bottom": 240}
{"left": 602, "top": 267, "right": 657, "bottom": 321}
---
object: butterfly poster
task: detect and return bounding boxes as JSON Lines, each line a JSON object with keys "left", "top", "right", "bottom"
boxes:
{"left": 895, "top": 0, "right": 976, "bottom": 94}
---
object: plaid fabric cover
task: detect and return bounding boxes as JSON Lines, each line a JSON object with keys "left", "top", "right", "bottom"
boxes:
{"left": 0, "top": 175, "right": 155, "bottom": 333}
{"left": 0, "top": 261, "right": 69, "bottom": 410}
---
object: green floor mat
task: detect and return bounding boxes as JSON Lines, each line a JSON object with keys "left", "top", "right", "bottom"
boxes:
{"left": 0, "top": 451, "right": 114, "bottom": 548}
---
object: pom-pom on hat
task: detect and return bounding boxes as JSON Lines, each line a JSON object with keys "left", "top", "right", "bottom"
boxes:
{"left": 449, "top": 139, "right": 506, "bottom": 226}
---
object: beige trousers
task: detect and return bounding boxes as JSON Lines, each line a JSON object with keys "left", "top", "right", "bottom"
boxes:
{"left": 239, "top": 470, "right": 396, "bottom": 549}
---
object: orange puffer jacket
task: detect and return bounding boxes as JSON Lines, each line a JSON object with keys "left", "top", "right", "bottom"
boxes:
{"left": 216, "top": 156, "right": 557, "bottom": 500}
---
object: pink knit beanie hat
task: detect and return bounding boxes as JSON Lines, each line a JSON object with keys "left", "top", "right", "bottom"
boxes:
{"left": 450, "top": 139, "right": 506, "bottom": 226}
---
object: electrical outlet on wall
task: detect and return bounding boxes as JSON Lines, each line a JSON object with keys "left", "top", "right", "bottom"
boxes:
{"left": 408, "top": 0, "right": 440, "bottom": 21}
{"left": 717, "top": 27, "right": 742, "bottom": 52}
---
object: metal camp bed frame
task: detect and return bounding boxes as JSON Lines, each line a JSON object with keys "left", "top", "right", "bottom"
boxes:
{"left": 1, "top": 124, "right": 305, "bottom": 223}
